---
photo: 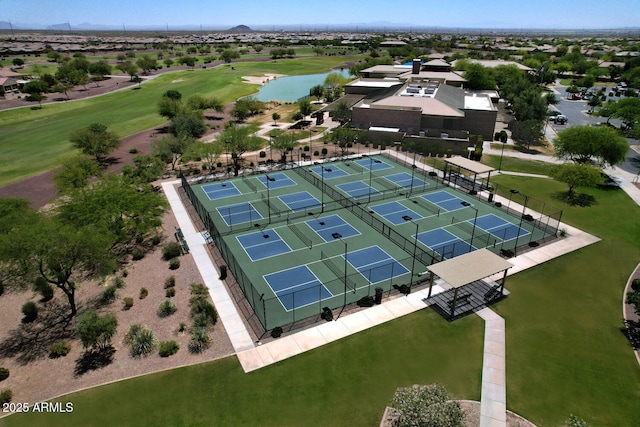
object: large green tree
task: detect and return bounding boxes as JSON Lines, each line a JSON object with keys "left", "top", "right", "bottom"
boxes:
{"left": 553, "top": 125, "right": 629, "bottom": 167}
{"left": 69, "top": 123, "right": 122, "bottom": 164}
{"left": 216, "top": 123, "right": 263, "bottom": 175}
{"left": 170, "top": 111, "right": 207, "bottom": 138}
{"left": 54, "top": 154, "right": 101, "bottom": 193}
{"left": 461, "top": 62, "right": 496, "bottom": 90}
{"left": 270, "top": 130, "right": 297, "bottom": 163}
{"left": 0, "top": 214, "right": 116, "bottom": 317}
{"left": 57, "top": 175, "right": 167, "bottom": 247}
{"left": 151, "top": 134, "right": 195, "bottom": 170}
{"left": 550, "top": 162, "right": 605, "bottom": 197}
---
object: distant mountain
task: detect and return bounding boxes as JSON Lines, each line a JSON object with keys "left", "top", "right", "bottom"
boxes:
{"left": 229, "top": 25, "right": 252, "bottom": 32}
{"left": 46, "top": 23, "right": 72, "bottom": 31}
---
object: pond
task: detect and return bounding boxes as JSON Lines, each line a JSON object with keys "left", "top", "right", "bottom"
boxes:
{"left": 253, "top": 69, "right": 351, "bottom": 102}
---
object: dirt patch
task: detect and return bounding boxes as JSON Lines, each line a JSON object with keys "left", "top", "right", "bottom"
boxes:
{"left": 0, "top": 208, "right": 235, "bottom": 408}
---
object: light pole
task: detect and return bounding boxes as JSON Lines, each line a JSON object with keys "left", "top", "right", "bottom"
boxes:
{"left": 410, "top": 164, "right": 417, "bottom": 196}
{"left": 340, "top": 237, "right": 348, "bottom": 307}
{"left": 404, "top": 217, "right": 419, "bottom": 290}
{"left": 266, "top": 175, "right": 275, "bottom": 223}
{"left": 269, "top": 134, "right": 273, "bottom": 163}
{"left": 367, "top": 155, "right": 373, "bottom": 203}
{"left": 498, "top": 140, "right": 506, "bottom": 172}
{"left": 225, "top": 139, "right": 231, "bottom": 176}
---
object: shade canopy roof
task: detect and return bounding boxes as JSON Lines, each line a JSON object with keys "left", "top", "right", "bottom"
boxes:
{"left": 445, "top": 156, "right": 495, "bottom": 175}
{"left": 427, "top": 248, "right": 513, "bottom": 288}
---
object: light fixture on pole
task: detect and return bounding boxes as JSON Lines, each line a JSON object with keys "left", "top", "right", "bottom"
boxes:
{"left": 266, "top": 175, "right": 275, "bottom": 223}
{"left": 404, "top": 216, "right": 419, "bottom": 290}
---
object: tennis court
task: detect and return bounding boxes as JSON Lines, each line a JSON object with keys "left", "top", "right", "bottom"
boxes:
{"left": 415, "top": 228, "right": 476, "bottom": 259}
{"left": 279, "top": 191, "right": 322, "bottom": 212}
{"left": 309, "top": 165, "right": 349, "bottom": 179}
{"left": 355, "top": 157, "right": 393, "bottom": 171}
{"left": 422, "top": 190, "right": 472, "bottom": 212}
{"left": 306, "top": 214, "right": 360, "bottom": 242}
{"left": 345, "top": 246, "right": 409, "bottom": 284}
{"left": 337, "top": 181, "right": 381, "bottom": 199}
{"left": 384, "top": 172, "right": 429, "bottom": 189}
{"left": 370, "top": 201, "right": 423, "bottom": 225}
{"left": 217, "top": 202, "right": 262, "bottom": 226}
{"left": 202, "top": 182, "right": 241, "bottom": 200}
{"left": 237, "top": 229, "right": 291, "bottom": 261}
{"left": 257, "top": 173, "right": 297, "bottom": 189}
{"left": 264, "top": 265, "right": 332, "bottom": 310}
{"left": 472, "top": 214, "right": 530, "bottom": 241}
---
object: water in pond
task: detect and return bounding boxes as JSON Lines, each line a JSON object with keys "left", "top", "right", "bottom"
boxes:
{"left": 253, "top": 69, "right": 351, "bottom": 102}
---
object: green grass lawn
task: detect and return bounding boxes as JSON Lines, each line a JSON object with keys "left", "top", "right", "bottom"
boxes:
{"left": 0, "top": 311, "right": 484, "bottom": 427}
{"left": 481, "top": 154, "right": 554, "bottom": 176}
{"left": 489, "top": 174, "right": 640, "bottom": 426}
{"left": 0, "top": 55, "right": 365, "bottom": 187}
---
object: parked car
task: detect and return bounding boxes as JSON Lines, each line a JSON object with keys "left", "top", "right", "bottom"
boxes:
{"left": 550, "top": 115, "right": 568, "bottom": 124}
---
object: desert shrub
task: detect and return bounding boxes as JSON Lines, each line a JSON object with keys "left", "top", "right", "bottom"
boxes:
{"left": 21, "top": 301, "right": 38, "bottom": 322}
{"left": 158, "top": 340, "right": 180, "bottom": 357}
{"left": 100, "top": 285, "right": 118, "bottom": 305}
{"left": 390, "top": 384, "right": 464, "bottom": 427}
{"left": 187, "top": 326, "right": 211, "bottom": 354}
{"left": 0, "top": 281, "right": 4, "bottom": 296}
{"left": 129, "top": 148, "right": 139, "bottom": 154}
{"left": 165, "top": 287, "right": 176, "bottom": 298}
{"left": 122, "top": 269, "right": 128, "bottom": 277}
{"left": 0, "top": 389, "right": 12, "bottom": 405}
{"left": 191, "top": 312, "right": 210, "bottom": 329}
{"left": 190, "top": 297, "right": 217, "bottom": 325}
{"left": 123, "top": 297, "right": 134, "bottom": 310}
{"left": 33, "top": 277, "right": 54, "bottom": 301}
{"left": 169, "top": 258, "right": 181, "bottom": 270}
{"left": 151, "top": 235, "right": 162, "bottom": 246}
{"left": 158, "top": 300, "right": 177, "bottom": 317}
{"left": 124, "top": 324, "right": 157, "bottom": 358}
{"left": 176, "top": 322, "right": 188, "bottom": 334}
{"left": 162, "top": 242, "right": 182, "bottom": 261}
{"left": 0, "top": 368, "right": 9, "bottom": 381}
{"left": 48, "top": 341, "right": 71, "bottom": 358}
{"left": 632, "top": 278, "right": 640, "bottom": 292}
{"left": 190, "top": 283, "right": 208, "bottom": 296}
{"left": 164, "top": 276, "right": 176, "bottom": 288}
{"left": 132, "top": 248, "right": 145, "bottom": 261}
{"left": 139, "top": 287, "right": 148, "bottom": 299}
{"left": 114, "top": 277, "right": 126, "bottom": 289}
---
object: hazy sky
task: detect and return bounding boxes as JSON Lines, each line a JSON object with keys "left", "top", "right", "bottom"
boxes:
{"left": 3, "top": 0, "right": 640, "bottom": 29}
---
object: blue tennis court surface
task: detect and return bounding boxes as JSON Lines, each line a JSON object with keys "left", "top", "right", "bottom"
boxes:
{"left": 264, "top": 266, "right": 332, "bottom": 310}
{"left": 421, "top": 190, "right": 471, "bottom": 212}
{"left": 337, "top": 181, "right": 381, "bottom": 199}
{"left": 384, "top": 172, "right": 429, "bottom": 189}
{"left": 257, "top": 173, "right": 297, "bottom": 189}
{"left": 472, "top": 214, "right": 530, "bottom": 240}
{"left": 345, "top": 246, "right": 409, "bottom": 284}
{"left": 279, "top": 191, "right": 321, "bottom": 212}
{"left": 306, "top": 214, "right": 360, "bottom": 241}
{"left": 237, "top": 229, "right": 291, "bottom": 261}
{"left": 355, "top": 158, "right": 393, "bottom": 171}
{"left": 202, "top": 182, "right": 241, "bottom": 200}
{"left": 370, "top": 201, "right": 423, "bottom": 225}
{"left": 309, "top": 165, "right": 349, "bottom": 179}
{"left": 415, "top": 228, "right": 476, "bottom": 259}
{"left": 217, "top": 202, "right": 262, "bottom": 226}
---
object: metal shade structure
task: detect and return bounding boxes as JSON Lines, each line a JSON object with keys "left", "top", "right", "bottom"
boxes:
{"left": 426, "top": 248, "right": 513, "bottom": 317}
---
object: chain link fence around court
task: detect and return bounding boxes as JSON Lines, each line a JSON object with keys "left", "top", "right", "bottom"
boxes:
{"left": 181, "top": 153, "right": 562, "bottom": 333}
{"left": 387, "top": 152, "right": 563, "bottom": 252}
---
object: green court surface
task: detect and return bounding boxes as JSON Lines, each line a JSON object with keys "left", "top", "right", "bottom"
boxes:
{"left": 182, "top": 154, "right": 558, "bottom": 330}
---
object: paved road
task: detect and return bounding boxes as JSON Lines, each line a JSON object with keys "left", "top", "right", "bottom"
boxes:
{"left": 549, "top": 83, "right": 640, "bottom": 175}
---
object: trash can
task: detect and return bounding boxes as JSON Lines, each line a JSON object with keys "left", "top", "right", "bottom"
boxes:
{"left": 374, "top": 287, "right": 383, "bottom": 305}
{"left": 219, "top": 265, "right": 227, "bottom": 280}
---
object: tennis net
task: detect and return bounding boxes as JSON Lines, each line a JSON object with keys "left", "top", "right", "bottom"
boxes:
{"left": 287, "top": 218, "right": 312, "bottom": 249}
